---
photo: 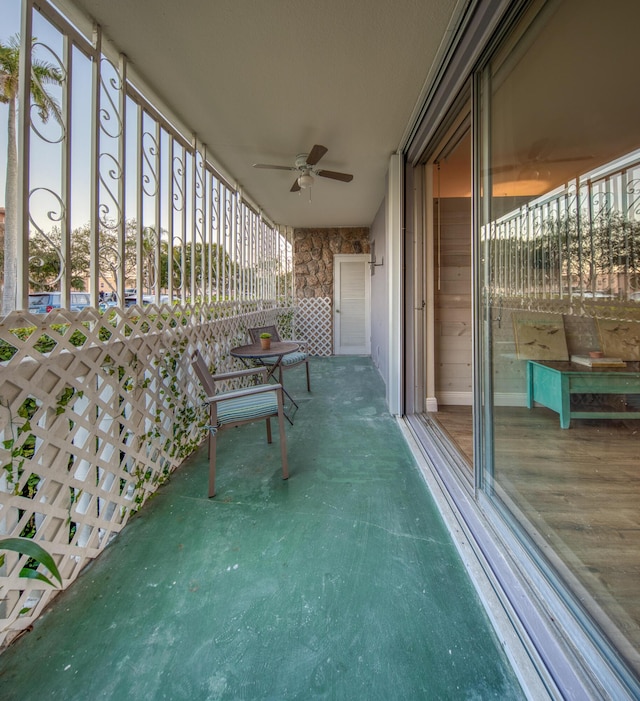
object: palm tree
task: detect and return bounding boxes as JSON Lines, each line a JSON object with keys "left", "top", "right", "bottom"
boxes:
{"left": 0, "top": 34, "right": 63, "bottom": 315}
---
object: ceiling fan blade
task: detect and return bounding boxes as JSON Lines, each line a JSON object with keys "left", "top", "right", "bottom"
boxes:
{"left": 290, "top": 178, "right": 301, "bottom": 192}
{"left": 306, "top": 144, "right": 328, "bottom": 166}
{"left": 317, "top": 169, "right": 353, "bottom": 182}
{"left": 253, "top": 163, "right": 296, "bottom": 171}
{"left": 540, "top": 155, "right": 594, "bottom": 164}
{"left": 489, "top": 164, "right": 518, "bottom": 174}
{"left": 491, "top": 154, "right": 593, "bottom": 174}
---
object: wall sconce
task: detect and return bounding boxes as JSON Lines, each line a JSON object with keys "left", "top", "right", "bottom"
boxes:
{"left": 369, "top": 242, "right": 383, "bottom": 274}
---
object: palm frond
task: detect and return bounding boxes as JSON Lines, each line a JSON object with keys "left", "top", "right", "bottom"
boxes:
{"left": 0, "top": 33, "right": 63, "bottom": 122}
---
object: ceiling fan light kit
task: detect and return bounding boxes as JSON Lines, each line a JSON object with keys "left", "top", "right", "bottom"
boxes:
{"left": 253, "top": 144, "right": 353, "bottom": 194}
{"left": 297, "top": 172, "right": 314, "bottom": 189}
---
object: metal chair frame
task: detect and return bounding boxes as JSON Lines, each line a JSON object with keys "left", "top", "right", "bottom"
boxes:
{"left": 191, "top": 350, "right": 288, "bottom": 497}
{"left": 248, "top": 325, "right": 311, "bottom": 392}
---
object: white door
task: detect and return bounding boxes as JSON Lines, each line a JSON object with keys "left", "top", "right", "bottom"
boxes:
{"left": 334, "top": 254, "right": 371, "bottom": 355}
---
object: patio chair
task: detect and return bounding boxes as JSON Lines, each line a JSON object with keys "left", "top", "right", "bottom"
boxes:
{"left": 191, "top": 350, "right": 288, "bottom": 497}
{"left": 248, "top": 325, "right": 311, "bottom": 392}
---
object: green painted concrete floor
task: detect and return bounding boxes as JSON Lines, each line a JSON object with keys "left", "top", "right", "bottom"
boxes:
{"left": 0, "top": 356, "right": 525, "bottom": 700}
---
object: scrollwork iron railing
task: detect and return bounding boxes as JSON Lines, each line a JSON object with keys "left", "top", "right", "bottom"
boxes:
{"left": 2, "top": 2, "right": 292, "bottom": 316}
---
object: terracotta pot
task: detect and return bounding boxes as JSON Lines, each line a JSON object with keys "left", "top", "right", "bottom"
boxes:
{"left": 260, "top": 338, "right": 271, "bottom": 350}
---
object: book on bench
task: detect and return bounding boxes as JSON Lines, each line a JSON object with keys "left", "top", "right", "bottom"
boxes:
{"left": 570, "top": 355, "right": 627, "bottom": 368}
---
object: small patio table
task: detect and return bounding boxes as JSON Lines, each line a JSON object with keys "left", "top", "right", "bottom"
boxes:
{"left": 231, "top": 341, "right": 301, "bottom": 423}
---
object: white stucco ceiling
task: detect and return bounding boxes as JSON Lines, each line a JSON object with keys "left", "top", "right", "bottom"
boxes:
{"left": 66, "top": 0, "right": 463, "bottom": 228}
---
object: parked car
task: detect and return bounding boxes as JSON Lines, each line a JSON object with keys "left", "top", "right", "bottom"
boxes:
{"left": 580, "top": 291, "right": 614, "bottom": 299}
{"left": 123, "top": 294, "right": 172, "bottom": 308}
{"left": 98, "top": 299, "right": 118, "bottom": 312}
{"left": 124, "top": 294, "right": 154, "bottom": 308}
{"left": 28, "top": 292, "right": 92, "bottom": 313}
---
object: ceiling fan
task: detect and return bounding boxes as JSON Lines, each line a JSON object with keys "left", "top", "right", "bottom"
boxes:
{"left": 491, "top": 139, "right": 593, "bottom": 178}
{"left": 253, "top": 144, "right": 353, "bottom": 192}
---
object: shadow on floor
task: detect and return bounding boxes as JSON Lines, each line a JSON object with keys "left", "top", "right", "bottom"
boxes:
{"left": 0, "top": 356, "right": 524, "bottom": 700}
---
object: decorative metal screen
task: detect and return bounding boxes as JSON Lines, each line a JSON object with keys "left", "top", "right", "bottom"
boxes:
{"left": 295, "top": 297, "right": 333, "bottom": 356}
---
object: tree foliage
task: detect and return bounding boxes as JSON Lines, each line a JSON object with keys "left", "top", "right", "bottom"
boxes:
{"left": 0, "top": 216, "right": 238, "bottom": 299}
{"left": 489, "top": 209, "right": 640, "bottom": 294}
{"left": 536, "top": 211, "right": 640, "bottom": 289}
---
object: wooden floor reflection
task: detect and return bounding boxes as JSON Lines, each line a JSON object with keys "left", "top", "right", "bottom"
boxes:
{"left": 429, "top": 404, "right": 640, "bottom": 671}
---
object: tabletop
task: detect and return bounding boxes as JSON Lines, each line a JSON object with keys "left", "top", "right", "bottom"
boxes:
{"left": 528, "top": 359, "right": 640, "bottom": 374}
{"left": 230, "top": 341, "right": 300, "bottom": 359}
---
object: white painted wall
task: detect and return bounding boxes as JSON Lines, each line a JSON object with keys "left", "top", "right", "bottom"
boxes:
{"left": 369, "top": 197, "right": 388, "bottom": 381}
{"left": 386, "top": 154, "right": 404, "bottom": 415}
{"left": 369, "top": 154, "right": 403, "bottom": 415}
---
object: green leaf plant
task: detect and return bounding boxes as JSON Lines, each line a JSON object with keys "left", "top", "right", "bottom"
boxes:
{"left": 0, "top": 537, "right": 62, "bottom": 587}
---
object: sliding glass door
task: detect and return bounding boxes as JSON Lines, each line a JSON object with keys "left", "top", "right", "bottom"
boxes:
{"left": 478, "top": 0, "right": 640, "bottom": 685}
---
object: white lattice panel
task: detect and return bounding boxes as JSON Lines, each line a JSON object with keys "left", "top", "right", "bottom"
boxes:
{"left": 0, "top": 300, "right": 293, "bottom": 646}
{"left": 295, "top": 297, "right": 333, "bottom": 356}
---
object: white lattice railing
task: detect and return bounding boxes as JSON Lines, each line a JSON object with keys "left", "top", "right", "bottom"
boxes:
{"left": 0, "top": 297, "right": 330, "bottom": 647}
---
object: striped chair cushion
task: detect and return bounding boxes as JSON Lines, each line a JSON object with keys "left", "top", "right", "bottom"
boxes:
{"left": 259, "top": 351, "right": 307, "bottom": 367}
{"left": 217, "top": 392, "right": 278, "bottom": 425}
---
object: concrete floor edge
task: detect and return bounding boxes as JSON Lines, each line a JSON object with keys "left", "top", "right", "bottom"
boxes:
{"left": 397, "top": 418, "right": 559, "bottom": 701}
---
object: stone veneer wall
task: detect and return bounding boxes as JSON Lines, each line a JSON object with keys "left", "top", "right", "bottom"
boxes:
{"left": 294, "top": 227, "right": 370, "bottom": 300}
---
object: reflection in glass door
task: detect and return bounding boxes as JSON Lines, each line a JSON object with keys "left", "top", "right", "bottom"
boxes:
{"left": 427, "top": 123, "right": 473, "bottom": 470}
{"left": 478, "top": 0, "right": 640, "bottom": 685}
